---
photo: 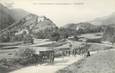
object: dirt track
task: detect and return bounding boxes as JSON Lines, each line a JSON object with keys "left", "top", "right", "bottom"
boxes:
{"left": 10, "top": 55, "right": 83, "bottom": 73}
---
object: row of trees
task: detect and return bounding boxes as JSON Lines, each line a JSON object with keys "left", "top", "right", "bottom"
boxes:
{"left": 33, "top": 27, "right": 78, "bottom": 41}
{"left": 34, "top": 24, "right": 104, "bottom": 41}
{"left": 102, "top": 24, "right": 115, "bottom": 43}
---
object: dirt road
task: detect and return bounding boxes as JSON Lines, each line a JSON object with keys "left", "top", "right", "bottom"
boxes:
{"left": 10, "top": 55, "right": 83, "bottom": 73}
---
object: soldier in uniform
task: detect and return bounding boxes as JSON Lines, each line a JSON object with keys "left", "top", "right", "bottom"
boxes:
{"left": 84, "top": 42, "right": 91, "bottom": 57}
{"left": 49, "top": 51, "right": 55, "bottom": 63}
{"left": 86, "top": 50, "right": 90, "bottom": 57}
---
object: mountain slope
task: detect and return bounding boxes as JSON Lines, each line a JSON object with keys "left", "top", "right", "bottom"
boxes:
{"left": 0, "top": 3, "right": 31, "bottom": 31}
{"left": 10, "top": 9, "right": 30, "bottom": 21}
{"left": 32, "top": 16, "right": 57, "bottom": 32}
{"left": 0, "top": 4, "right": 14, "bottom": 30}
{"left": 91, "top": 12, "right": 115, "bottom": 25}
{"left": 0, "top": 13, "right": 57, "bottom": 36}
{"left": 63, "top": 22, "right": 94, "bottom": 30}
{"left": 63, "top": 22, "right": 101, "bottom": 33}
{"left": 0, "top": 4, "right": 57, "bottom": 35}
{"left": 14, "top": 14, "right": 57, "bottom": 33}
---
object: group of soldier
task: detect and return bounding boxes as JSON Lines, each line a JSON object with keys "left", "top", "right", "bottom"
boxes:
{"left": 32, "top": 43, "right": 90, "bottom": 64}
{"left": 25, "top": 37, "right": 90, "bottom": 64}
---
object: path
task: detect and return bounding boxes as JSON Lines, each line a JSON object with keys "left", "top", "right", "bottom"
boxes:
{"left": 10, "top": 55, "right": 83, "bottom": 73}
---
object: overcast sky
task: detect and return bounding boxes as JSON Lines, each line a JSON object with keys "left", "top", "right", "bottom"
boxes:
{"left": 1, "top": 0, "right": 115, "bottom": 26}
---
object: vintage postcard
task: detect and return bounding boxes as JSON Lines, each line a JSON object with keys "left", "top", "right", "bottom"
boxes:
{"left": 0, "top": 0, "right": 115, "bottom": 73}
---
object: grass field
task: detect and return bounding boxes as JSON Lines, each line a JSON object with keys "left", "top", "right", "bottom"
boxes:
{"left": 77, "top": 50, "right": 115, "bottom": 73}
{"left": 57, "top": 49, "right": 115, "bottom": 73}
{"left": 79, "top": 32, "right": 103, "bottom": 39}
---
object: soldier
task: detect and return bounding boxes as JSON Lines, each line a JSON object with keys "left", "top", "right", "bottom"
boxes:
{"left": 68, "top": 42, "right": 73, "bottom": 55}
{"left": 86, "top": 51, "right": 90, "bottom": 57}
{"left": 30, "top": 36, "right": 34, "bottom": 44}
{"left": 49, "top": 51, "right": 55, "bottom": 63}
{"left": 72, "top": 48, "right": 76, "bottom": 56}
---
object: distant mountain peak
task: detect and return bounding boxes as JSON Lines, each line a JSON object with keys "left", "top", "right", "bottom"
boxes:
{"left": 91, "top": 12, "right": 115, "bottom": 25}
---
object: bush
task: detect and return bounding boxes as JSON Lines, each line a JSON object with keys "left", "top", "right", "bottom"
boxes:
{"left": 17, "top": 48, "right": 35, "bottom": 57}
{"left": 16, "top": 48, "right": 38, "bottom": 65}
{"left": 0, "top": 34, "right": 10, "bottom": 42}
{"left": 0, "top": 48, "right": 40, "bottom": 66}
{"left": 49, "top": 32, "right": 60, "bottom": 41}
{"left": 0, "top": 58, "right": 18, "bottom": 69}
{"left": 0, "top": 58, "right": 8, "bottom": 65}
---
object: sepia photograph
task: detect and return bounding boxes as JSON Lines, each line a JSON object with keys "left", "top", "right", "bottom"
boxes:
{"left": 0, "top": 0, "right": 115, "bottom": 73}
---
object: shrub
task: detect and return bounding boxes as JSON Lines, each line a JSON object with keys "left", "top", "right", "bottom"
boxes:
{"left": 0, "top": 48, "right": 40, "bottom": 67}
{"left": 16, "top": 48, "right": 38, "bottom": 65}
{"left": 49, "top": 32, "right": 60, "bottom": 41}
{"left": 17, "top": 48, "right": 35, "bottom": 57}
{"left": 0, "top": 34, "right": 10, "bottom": 42}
